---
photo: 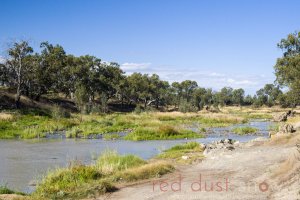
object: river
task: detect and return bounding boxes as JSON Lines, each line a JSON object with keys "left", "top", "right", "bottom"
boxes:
{"left": 0, "top": 121, "right": 273, "bottom": 193}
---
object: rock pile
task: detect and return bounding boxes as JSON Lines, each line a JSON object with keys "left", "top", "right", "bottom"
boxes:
{"left": 279, "top": 123, "right": 296, "bottom": 133}
{"left": 273, "top": 110, "right": 295, "bottom": 122}
{"left": 203, "top": 139, "right": 238, "bottom": 155}
{"left": 269, "top": 123, "right": 296, "bottom": 138}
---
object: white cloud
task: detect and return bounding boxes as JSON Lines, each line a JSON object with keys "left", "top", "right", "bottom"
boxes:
{"left": 209, "top": 72, "right": 225, "bottom": 77}
{"left": 120, "top": 62, "right": 151, "bottom": 71}
{"left": 227, "top": 78, "right": 235, "bottom": 83}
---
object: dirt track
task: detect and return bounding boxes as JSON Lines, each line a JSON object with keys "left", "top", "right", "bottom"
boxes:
{"left": 97, "top": 140, "right": 299, "bottom": 200}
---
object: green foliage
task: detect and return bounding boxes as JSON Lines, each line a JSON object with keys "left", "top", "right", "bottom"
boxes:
{"left": 74, "top": 84, "right": 90, "bottom": 114}
{"left": 1, "top": 37, "right": 297, "bottom": 112}
{"left": 51, "top": 104, "right": 70, "bottom": 119}
{"left": 178, "top": 99, "right": 198, "bottom": 113}
{"left": 274, "top": 31, "right": 300, "bottom": 107}
{"left": 232, "top": 126, "right": 258, "bottom": 135}
{"left": 254, "top": 84, "right": 282, "bottom": 107}
{"left": 134, "top": 104, "right": 143, "bottom": 114}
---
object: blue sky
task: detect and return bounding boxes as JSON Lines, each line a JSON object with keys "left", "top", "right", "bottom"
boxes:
{"left": 1, "top": 0, "right": 299, "bottom": 94}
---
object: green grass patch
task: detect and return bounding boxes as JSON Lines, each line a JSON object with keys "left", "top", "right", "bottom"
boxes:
{"left": 96, "top": 150, "right": 146, "bottom": 174}
{"left": 124, "top": 125, "right": 204, "bottom": 141}
{"left": 33, "top": 151, "right": 174, "bottom": 199}
{"left": 198, "top": 116, "right": 247, "bottom": 127}
{"left": 112, "top": 161, "right": 174, "bottom": 182}
{"left": 245, "top": 113, "right": 273, "bottom": 120}
{"left": 157, "top": 142, "right": 204, "bottom": 163}
{"left": 0, "top": 114, "right": 78, "bottom": 139}
{"left": 33, "top": 164, "right": 115, "bottom": 199}
{"left": 232, "top": 126, "right": 258, "bottom": 135}
{"left": 0, "top": 184, "right": 25, "bottom": 195}
{"left": 0, "top": 111, "right": 248, "bottom": 139}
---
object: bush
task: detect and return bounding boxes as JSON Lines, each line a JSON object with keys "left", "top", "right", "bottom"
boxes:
{"left": 51, "top": 104, "right": 70, "bottom": 119}
{"left": 134, "top": 104, "right": 143, "bottom": 114}
{"left": 178, "top": 100, "right": 198, "bottom": 113}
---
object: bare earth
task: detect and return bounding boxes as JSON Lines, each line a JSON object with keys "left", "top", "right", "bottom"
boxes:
{"left": 97, "top": 139, "right": 299, "bottom": 200}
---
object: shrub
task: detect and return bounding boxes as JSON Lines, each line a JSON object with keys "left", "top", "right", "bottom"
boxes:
{"left": 51, "top": 104, "right": 70, "bottom": 119}
{"left": 178, "top": 100, "right": 198, "bottom": 113}
{"left": 134, "top": 105, "right": 143, "bottom": 114}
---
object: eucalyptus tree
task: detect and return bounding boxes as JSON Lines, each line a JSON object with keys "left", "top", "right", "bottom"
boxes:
{"left": 232, "top": 88, "right": 245, "bottom": 106}
{"left": 180, "top": 80, "right": 198, "bottom": 102}
{"left": 148, "top": 74, "right": 170, "bottom": 108}
{"left": 0, "top": 63, "right": 8, "bottom": 85}
{"left": 38, "top": 42, "right": 67, "bottom": 97}
{"left": 5, "top": 41, "right": 33, "bottom": 108}
{"left": 192, "top": 87, "right": 207, "bottom": 110}
{"left": 274, "top": 31, "right": 300, "bottom": 106}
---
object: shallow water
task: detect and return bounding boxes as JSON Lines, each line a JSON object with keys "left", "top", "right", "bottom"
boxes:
{"left": 0, "top": 121, "right": 273, "bottom": 193}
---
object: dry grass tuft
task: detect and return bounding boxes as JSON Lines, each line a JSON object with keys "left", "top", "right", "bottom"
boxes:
{"left": 268, "top": 132, "right": 300, "bottom": 146}
{"left": 0, "top": 113, "right": 14, "bottom": 121}
{"left": 271, "top": 149, "right": 300, "bottom": 185}
{"left": 113, "top": 161, "right": 174, "bottom": 182}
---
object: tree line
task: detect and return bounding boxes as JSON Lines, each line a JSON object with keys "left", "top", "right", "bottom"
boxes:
{"left": 0, "top": 31, "right": 299, "bottom": 112}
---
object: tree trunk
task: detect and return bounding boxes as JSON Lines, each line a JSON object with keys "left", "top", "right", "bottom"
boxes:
{"left": 15, "top": 87, "right": 21, "bottom": 109}
{"left": 16, "top": 55, "right": 22, "bottom": 109}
